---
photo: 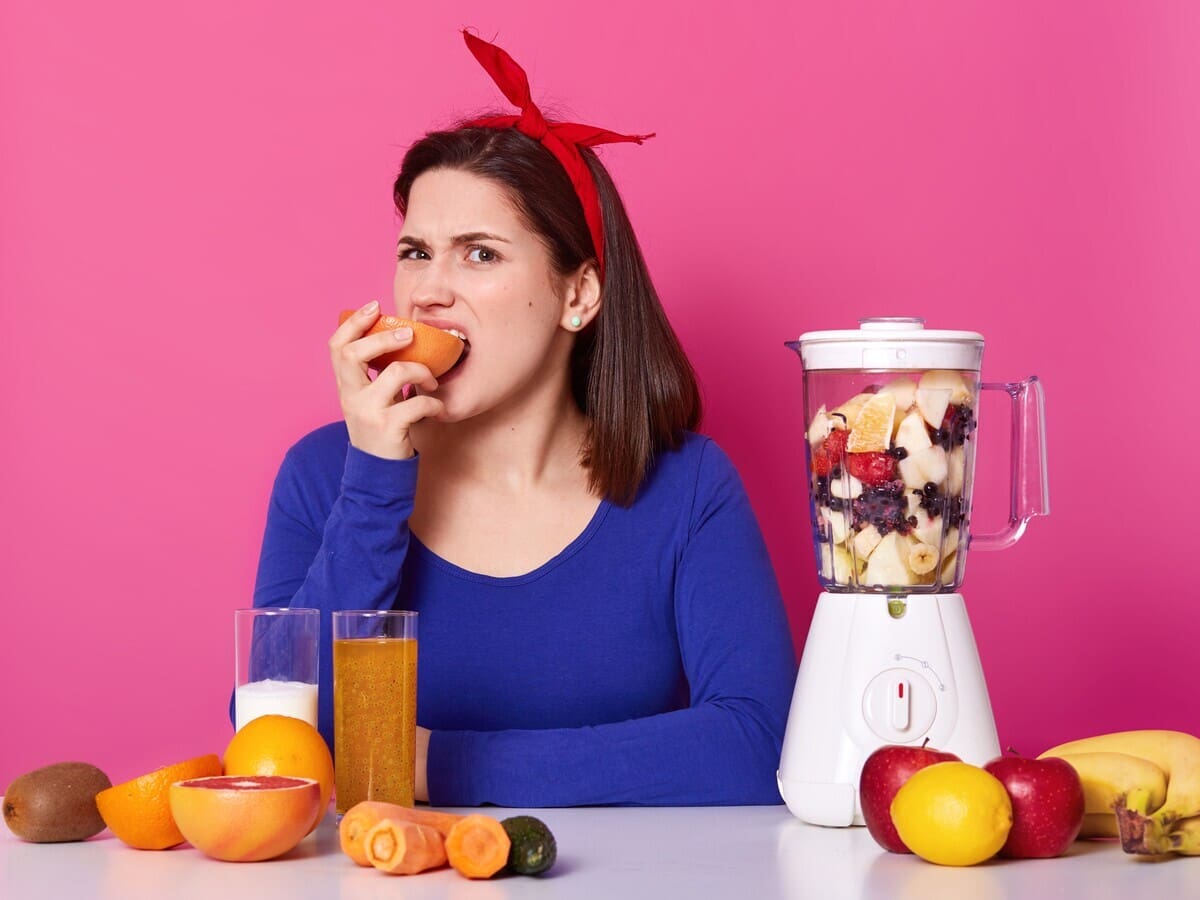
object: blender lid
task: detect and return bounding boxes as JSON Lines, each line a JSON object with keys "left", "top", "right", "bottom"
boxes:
{"left": 795, "top": 317, "right": 985, "bottom": 371}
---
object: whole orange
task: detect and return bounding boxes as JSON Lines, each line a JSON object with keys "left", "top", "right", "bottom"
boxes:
{"left": 223, "top": 716, "right": 334, "bottom": 832}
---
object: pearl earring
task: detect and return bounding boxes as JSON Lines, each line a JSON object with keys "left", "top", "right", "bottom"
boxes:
{"left": 570, "top": 315, "right": 583, "bottom": 328}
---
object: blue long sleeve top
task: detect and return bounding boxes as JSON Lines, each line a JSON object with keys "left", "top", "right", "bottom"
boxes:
{"left": 252, "top": 422, "right": 797, "bottom": 806}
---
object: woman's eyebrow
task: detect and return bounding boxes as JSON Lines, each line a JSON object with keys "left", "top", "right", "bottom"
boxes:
{"left": 398, "top": 232, "right": 511, "bottom": 250}
{"left": 451, "top": 232, "right": 511, "bottom": 244}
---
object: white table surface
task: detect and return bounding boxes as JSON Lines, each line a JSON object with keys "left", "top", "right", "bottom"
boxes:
{"left": 2, "top": 802, "right": 1196, "bottom": 899}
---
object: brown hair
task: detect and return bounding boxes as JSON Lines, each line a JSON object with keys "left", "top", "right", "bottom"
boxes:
{"left": 393, "top": 125, "right": 701, "bottom": 505}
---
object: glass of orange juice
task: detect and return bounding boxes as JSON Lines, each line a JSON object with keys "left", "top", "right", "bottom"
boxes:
{"left": 332, "top": 610, "right": 418, "bottom": 814}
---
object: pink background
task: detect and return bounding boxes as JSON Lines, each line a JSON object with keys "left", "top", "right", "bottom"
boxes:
{"left": 2, "top": 1, "right": 1197, "bottom": 790}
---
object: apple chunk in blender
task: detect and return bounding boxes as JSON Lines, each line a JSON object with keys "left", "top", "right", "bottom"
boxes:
{"left": 808, "top": 370, "right": 976, "bottom": 590}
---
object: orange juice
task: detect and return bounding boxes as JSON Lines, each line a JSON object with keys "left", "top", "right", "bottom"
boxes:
{"left": 333, "top": 637, "right": 418, "bottom": 813}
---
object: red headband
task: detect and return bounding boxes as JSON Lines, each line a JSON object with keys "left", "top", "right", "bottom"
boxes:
{"left": 461, "top": 31, "right": 653, "bottom": 281}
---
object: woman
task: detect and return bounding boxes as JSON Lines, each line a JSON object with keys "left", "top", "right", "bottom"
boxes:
{"left": 252, "top": 32, "right": 796, "bottom": 806}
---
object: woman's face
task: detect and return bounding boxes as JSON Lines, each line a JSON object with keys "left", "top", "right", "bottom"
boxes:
{"left": 393, "top": 167, "right": 574, "bottom": 422}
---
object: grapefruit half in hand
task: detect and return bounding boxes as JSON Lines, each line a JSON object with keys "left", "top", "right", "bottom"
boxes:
{"left": 339, "top": 310, "right": 465, "bottom": 377}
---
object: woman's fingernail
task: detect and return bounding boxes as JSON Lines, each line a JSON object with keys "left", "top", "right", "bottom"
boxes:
{"left": 394, "top": 327, "right": 413, "bottom": 341}
{"left": 361, "top": 300, "right": 379, "bottom": 314}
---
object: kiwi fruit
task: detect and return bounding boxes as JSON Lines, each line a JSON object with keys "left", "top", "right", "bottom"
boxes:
{"left": 3, "top": 761, "right": 112, "bottom": 842}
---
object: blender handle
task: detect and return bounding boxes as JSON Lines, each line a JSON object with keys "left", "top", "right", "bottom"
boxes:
{"left": 969, "top": 376, "right": 1050, "bottom": 551}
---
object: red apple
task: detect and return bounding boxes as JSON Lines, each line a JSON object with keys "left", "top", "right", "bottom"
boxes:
{"left": 983, "top": 752, "right": 1085, "bottom": 858}
{"left": 859, "top": 741, "right": 960, "bottom": 853}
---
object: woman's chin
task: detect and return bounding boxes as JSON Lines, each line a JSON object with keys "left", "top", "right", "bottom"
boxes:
{"left": 419, "top": 387, "right": 472, "bottom": 424}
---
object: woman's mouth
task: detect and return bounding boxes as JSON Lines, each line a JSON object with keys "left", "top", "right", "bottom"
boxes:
{"left": 442, "top": 328, "right": 470, "bottom": 375}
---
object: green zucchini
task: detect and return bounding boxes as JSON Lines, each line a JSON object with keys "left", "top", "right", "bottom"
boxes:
{"left": 500, "top": 815, "right": 557, "bottom": 876}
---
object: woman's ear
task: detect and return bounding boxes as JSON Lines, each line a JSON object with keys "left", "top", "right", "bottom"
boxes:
{"left": 561, "top": 261, "right": 601, "bottom": 331}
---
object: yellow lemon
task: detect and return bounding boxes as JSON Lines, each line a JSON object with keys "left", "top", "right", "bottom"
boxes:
{"left": 890, "top": 761, "right": 1013, "bottom": 866}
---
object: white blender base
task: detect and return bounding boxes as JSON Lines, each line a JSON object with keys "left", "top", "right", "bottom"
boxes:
{"left": 776, "top": 591, "right": 1000, "bottom": 827}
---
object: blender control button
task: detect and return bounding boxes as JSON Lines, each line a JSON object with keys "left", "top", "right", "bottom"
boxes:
{"left": 862, "top": 668, "right": 937, "bottom": 742}
{"left": 891, "top": 679, "right": 910, "bottom": 729}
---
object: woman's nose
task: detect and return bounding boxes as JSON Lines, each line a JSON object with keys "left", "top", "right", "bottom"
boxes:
{"left": 407, "top": 261, "right": 457, "bottom": 310}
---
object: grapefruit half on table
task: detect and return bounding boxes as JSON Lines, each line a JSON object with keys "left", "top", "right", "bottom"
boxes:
{"left": 169, "top": 775, "right": 322, "bottom": 862}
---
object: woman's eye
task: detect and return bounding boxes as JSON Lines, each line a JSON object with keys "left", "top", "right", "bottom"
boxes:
{"left": 466, "top": 246, "right": 497, "bottom": 263}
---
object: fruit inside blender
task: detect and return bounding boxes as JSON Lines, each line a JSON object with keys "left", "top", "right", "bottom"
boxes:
{"left": 807, "top": 369, "right": 978, "bottom": 592}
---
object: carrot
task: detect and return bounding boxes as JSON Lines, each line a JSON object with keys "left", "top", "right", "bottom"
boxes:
{"left": 445, "top": 814, "right": 512, "bottom": 879}
{"left": 339, "top": 800, "right": 466, "bottom": 865}
{"left": 339, "top": 801, "right": 396, "bottom": 866}
{"left": 364, "top": 819, "right": 448, "bottom": 875}
{"left": 390, "top": 805, "right": 466, "bottom": 837}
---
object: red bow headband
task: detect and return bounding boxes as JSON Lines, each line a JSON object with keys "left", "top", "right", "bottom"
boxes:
{"left": 461, "top": 31, "right": 653, "bottom": 281}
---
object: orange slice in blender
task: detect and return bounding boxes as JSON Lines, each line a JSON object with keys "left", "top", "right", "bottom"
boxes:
{"left": 846, "top": 392, "right": 896, "bottom": 453}
{"left": 830, "top": 393, "right": 873, "bottom": 430}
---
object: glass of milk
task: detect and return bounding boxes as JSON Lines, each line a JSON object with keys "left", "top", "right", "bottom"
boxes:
{"left": 234, "top": 607, "right": 320, "bottom": 731}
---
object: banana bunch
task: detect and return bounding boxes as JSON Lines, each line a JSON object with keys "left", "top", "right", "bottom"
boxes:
{"left": 1040, "top": 730, "right": 1200, "bottom": 856}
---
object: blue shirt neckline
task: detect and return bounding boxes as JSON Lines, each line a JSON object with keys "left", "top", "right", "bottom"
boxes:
{"left": 408, "top": 498, "right": 613, "bottom": 586}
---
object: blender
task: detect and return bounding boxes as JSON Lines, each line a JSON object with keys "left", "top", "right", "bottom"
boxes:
{"left": 776, "top": 317, "right": 1048, "bottom": 827}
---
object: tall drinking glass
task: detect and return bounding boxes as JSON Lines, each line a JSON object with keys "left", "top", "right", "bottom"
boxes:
{"left": 234, "top": 607, "right": 320, "bottom": 731}
{"left": 333, "top": 610, "right": 418, "bottom": 814}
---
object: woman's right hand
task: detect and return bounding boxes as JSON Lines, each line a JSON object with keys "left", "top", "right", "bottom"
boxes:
{"left": 330, "top": 301, "right": 445, "bottom": 460}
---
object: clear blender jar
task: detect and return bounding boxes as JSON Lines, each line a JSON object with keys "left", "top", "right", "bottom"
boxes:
{"left": 786, "top": 317, "right": 1048, "bottom": 593}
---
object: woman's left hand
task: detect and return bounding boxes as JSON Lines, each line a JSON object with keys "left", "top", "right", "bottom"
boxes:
{"left": 416, "top": 725, "right": 431, "bottom": 803}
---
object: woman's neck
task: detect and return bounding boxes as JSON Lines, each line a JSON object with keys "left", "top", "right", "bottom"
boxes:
{"left": 410, "top": 374, "right": 591, "bottom": 494}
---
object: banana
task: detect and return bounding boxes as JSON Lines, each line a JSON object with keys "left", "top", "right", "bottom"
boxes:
{"left": 947, "top": 445, "right": 966, "bottom": 495}
{"left": 1051, "top": 752, "right": 1169, "bottom": 837}
{"left": 852, "top": 524, "right": 882, "bottom": 560}
{"left": 940, "top": 550, "right": 958, "bottom": 585}
{"left": 818, "top": 505, "right": 850, "bottom": 545}
{"left": 941, "top": 526, "right": 961, "bottom": 555}
{"left": 863, "top": 531, "right": 913, "bottom": 586}
{"left": 1040, "top": 730, "right": 1200, "bottom": 855}
{"left": 830, "top": 473, "right": 863, "bottom": 500}
{"left": 1114, "top": 809, "right": 1200, "bottom": 856}
{"left": 1097, "top": 813, "right": 1200, "bottom": 855}
{"left": 820, "top": 543, "right": 854, "bottom": 585}
{"left": 906, "top": 539, "right": 939, "bottom": 575}
{"left": 807, "top": 405, "right": 833, "bottom": 447}
{"left": 1080, "top": 813, "right": 1119, "bottom": 839}
{"left": 1040, "top": 731, "right": 1200, "bottom": 820}
{"left": 1165, "top": 815, "right": 1200, "bottom": 855}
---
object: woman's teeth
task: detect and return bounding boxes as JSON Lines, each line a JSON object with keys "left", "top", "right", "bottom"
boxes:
{"left": 444, "top": 328, "right": 470, "bottom": 371}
